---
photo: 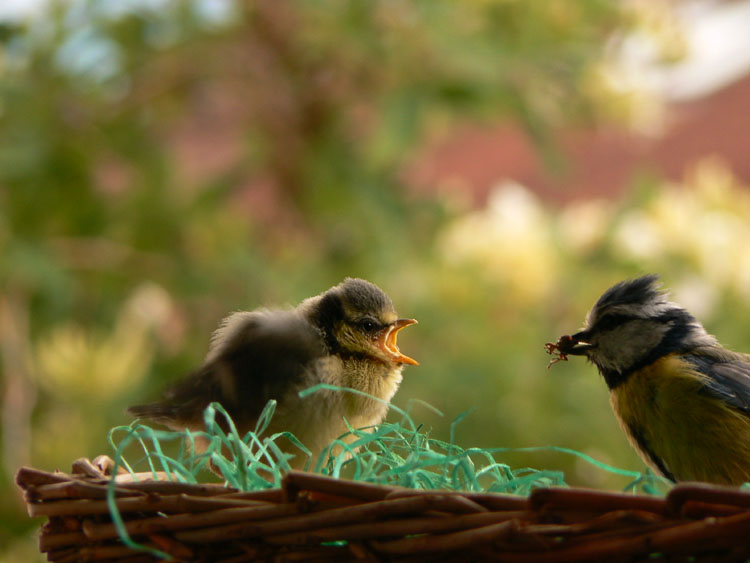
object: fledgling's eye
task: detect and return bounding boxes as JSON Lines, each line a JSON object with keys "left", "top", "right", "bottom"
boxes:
{"left": 359, "top": 318, "right": 378, "bottom": 332}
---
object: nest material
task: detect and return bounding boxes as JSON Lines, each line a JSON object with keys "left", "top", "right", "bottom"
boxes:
{"left": 16, "top": 457, "right": 750, "bottom": 562}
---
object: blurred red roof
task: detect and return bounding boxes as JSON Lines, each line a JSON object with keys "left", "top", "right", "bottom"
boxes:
{"left": 407, "top": 73, "right": 750, "bottom": 206}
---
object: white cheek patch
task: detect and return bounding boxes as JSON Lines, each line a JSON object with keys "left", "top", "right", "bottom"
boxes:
{"left": 591, "top": 320, "right": 670, "bottom": 373}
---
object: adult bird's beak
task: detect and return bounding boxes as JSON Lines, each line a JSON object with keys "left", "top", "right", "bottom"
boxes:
{"left": 545, "top": 330, "right": 595, "bottom": 368}
{"left": 560, "top": 331, "right": 596, "bottom": 355}
{"left": 378, "top": 318, "right": 419, "bottom": 365}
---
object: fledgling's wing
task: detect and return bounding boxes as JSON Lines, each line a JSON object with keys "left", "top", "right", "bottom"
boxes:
{"left": 686, "top": 353, "right": 750, "bottom": 414}
{"left": 128, "top": 310, "right": 327, "bottom": 430}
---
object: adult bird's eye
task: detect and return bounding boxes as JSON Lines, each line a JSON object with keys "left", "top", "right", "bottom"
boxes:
{"left": 594, "top": 313, "right": 630, "bottom": 332}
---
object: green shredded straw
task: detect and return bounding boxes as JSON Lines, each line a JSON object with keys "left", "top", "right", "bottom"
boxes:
{"left": 106, "top": 384, "right": 672, "bottom": 559}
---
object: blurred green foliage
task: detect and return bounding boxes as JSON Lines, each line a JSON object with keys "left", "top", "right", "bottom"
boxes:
{"left": 3, "top": 1, "right": 748, "bottom": 559}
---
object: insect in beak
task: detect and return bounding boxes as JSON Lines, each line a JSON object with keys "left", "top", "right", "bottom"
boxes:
{"left": 544, "top": 332, "right": 594, "bottom": 368}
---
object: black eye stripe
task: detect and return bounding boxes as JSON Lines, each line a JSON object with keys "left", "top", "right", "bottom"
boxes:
{"left": 593, "top": 309, "right": 685, "bottom": 333}
{"left": 593, "top": 313, "right": 633, "bottom": 332}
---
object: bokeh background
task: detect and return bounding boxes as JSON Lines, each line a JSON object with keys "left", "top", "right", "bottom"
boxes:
{"left": 3, "top": 0, "right": 750, "bottom": 559}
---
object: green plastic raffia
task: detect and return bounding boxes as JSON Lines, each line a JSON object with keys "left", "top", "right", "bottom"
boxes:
{"left": 104, "top": 385, "right": 672, "bottom": 559}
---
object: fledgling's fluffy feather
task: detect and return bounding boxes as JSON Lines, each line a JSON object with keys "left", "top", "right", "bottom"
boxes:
{"left": 128, "top": 278, "right": 418, "bottom": 469}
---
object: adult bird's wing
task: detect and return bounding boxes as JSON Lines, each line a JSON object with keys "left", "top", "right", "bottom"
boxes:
{"left": 687, "top": 353, "right": 750, "bottom": 414}
{"left": 128, "top": 310, "right": 327, "bottom": 429}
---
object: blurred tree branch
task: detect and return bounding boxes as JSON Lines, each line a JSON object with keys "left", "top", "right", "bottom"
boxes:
{"left": 1, "top": 290, "right": 36, "bottom": 485}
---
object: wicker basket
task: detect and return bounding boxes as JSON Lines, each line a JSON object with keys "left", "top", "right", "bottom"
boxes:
{"left": 16, "top": 457, "right": 750, "bottom": 562}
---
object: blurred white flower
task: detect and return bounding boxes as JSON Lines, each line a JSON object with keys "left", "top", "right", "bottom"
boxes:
{"left": 35, "top": 283, "right": 177, "bottom": 400}
{"left": 612, "top": 210, "right": 664, "bottom": 259}
{"left": 438, "top": 181, "right": 558, "bottom": 302}
{"left": 557, "top": 199, "right": 613, "bottom": 255}
{"left": 612, "top": 158, "right": 750, "bottom": 299}
{"left": 123, "top": 282, "right": 174, "bottom": 328}
{"left": 671, "top": 276, "right": 719, "bottom": 321}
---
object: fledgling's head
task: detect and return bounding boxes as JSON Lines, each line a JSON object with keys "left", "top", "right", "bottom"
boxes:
{"left": 560, "top": 275, "right": 717, "bottom": 387}
{"left": 306, "top": 278, "right": 418, "bottom": 366}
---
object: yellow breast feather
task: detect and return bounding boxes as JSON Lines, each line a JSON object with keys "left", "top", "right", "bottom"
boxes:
{"left": 610, "top": 354, "right": 750, "bottom": 484}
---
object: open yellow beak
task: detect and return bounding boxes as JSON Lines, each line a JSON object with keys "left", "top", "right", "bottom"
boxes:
{"left": 379, "top": 318, "right": 419, "bottom": 366}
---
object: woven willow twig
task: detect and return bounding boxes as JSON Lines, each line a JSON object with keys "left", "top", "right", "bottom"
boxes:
{"left": 16, "top": 458, "right": 750, "bottom": 562}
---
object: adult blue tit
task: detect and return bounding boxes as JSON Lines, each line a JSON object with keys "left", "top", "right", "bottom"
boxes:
{"left": 546, "top": 274, "right": 750, "bottom": 485}
{"left": 128, "top": 278, "right": 418, "bottom": 469}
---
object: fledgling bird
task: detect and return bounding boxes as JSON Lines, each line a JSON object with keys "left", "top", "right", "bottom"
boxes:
{"left": 128, "top": 278, "right": 418, "bottom": 469}
{"left": 546, "top": 274, "right": 750, "bottom": 485}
